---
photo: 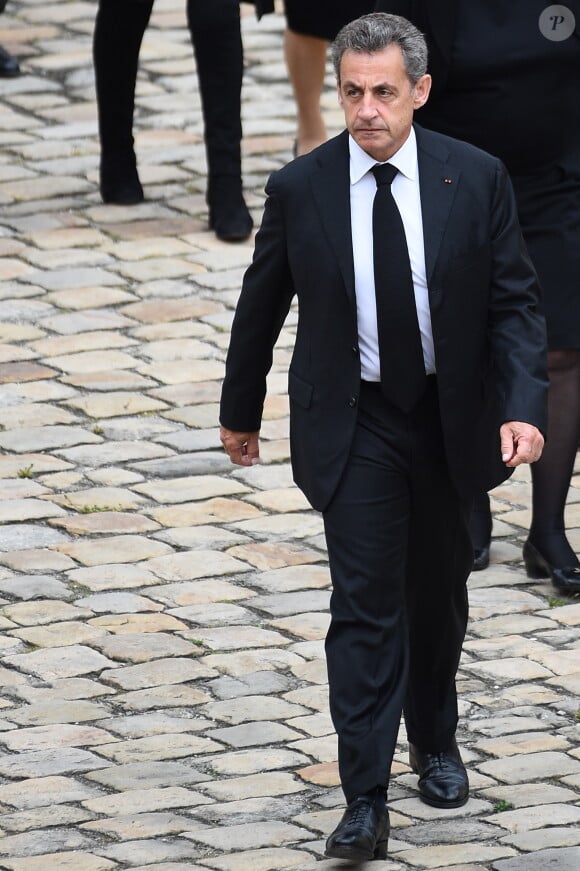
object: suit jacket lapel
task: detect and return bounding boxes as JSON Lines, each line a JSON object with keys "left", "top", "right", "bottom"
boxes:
{"left": 307, "top": 125, "right": 460, "bottom": 308}
{"left": 415, "top": 124, "right": 459, "bottom": 286}
{"left": 309, "top": 130, "right": 356, "bottom": 308}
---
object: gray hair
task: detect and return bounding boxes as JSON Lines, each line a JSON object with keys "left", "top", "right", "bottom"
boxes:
{"left": 331, "top": 12, "right": 428, "bottom": 86}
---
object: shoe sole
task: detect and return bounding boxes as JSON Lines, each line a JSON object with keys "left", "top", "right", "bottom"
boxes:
{"left": 102, "top": 196, "right": 144, "bottom": 206}
{"left": 418, "top": 792, "right": 469, "bottom": 809}
{"left": 215, "top": 232, "right": 252, "bottom": 242}
{"left": 325, "top": 839, "right": 388, "bottom": 861}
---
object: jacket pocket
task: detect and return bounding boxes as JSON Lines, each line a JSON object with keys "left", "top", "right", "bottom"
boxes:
{"left": 288, "top": 370, "right": 313, "bottom": 409}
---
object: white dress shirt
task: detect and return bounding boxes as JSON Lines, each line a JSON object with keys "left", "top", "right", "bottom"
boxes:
{"left": 349, "top": 128, "right": 436, "bottom": 381}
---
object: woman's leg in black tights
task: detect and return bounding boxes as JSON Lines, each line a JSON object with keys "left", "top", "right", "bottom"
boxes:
{"left": 93, "top": 0, "right": 154, "bottom": 203}
{"left": 528, "top": 349, "right": 580, "bottom": 567}
{"left": 186, "top": 0, "right": 252, "bottom": 241}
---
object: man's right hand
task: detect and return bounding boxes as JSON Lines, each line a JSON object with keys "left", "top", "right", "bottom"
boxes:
{"left": 220, "top": 426, "right": 261, "bottom": 466}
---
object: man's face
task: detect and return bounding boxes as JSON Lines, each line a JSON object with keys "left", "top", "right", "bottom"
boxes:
{"left": 337, "top": 45, "right": 431, "bottom": 162}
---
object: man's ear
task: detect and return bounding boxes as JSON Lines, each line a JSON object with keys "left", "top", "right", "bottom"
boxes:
{"left": 413, "top": 74, "right": 432, "bottom": 109}
{"left": 337, "top": 80, "right": 343, "bottom": 106}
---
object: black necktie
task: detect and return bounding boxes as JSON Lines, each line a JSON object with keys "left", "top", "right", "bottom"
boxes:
{"left": 371, "top": 163, "right": 427, "bottom": 412}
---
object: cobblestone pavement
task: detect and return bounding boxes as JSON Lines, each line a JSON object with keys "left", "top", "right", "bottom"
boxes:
{"left": 0, "top": 2, "right": 579, "bottom": 869}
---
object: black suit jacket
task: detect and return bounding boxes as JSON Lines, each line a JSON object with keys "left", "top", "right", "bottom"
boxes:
{"left": 220, "top": 126, "right": 548, "bottom": 511}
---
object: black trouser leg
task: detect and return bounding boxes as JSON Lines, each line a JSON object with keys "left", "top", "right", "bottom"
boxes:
{"left": 403, "top": 398, "right": 472, "bottom": 750}
{"left": 323, "top": 405, "right": 410, "bottom": 803}
{"left": 187, "top": 0, "right": 252, "bottom": 240}
{"left": 93, "top": 0, "right": 153, "bottom": 203}
{"left": 323, "top": 381, "right": 471, "bottom": 803}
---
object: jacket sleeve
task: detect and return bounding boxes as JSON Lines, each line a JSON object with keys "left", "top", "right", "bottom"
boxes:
{"left": 219, "top": 177, "right": 295, "bottom": 432}
{"left": 488, "top": 160, "right": 549, "bottom": 434}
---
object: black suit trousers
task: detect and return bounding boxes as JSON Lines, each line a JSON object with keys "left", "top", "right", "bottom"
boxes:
{"left": 323, "top": 379, "right": 473, "bottom": 802}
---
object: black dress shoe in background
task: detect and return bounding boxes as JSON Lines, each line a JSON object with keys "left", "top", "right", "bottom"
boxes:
{"left": 0, "top": 45, "right": 20, "bottom": 78}
{"left": 325, "top": 789, "right": 390, "bottom": 861}
{"left": 472, "top": 545, "right": 490, "bottom": 571}
{"left": 469, "top": 492, "right": 491, "bottom": 572}
{"left": 523, "top": 539, "right": 580, "bottom": 594}
{"left": 409, "top": 738, "right": 469, "bottom": 808}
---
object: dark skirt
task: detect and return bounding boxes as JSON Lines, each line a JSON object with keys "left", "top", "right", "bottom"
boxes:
{"left": 512, "top": 154, "right": 580, "bottom": 351}
{"left": 284, "top": 0, "right": 376, "bottom": 40}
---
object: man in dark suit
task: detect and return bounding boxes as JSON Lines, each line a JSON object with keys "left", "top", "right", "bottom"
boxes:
{"left": 220, "top": 12, "right": 547, "bottom": 863}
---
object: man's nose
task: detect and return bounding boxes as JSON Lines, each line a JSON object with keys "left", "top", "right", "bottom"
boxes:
{"left": 358, "top": 94, "right": 378, "bottom": 118}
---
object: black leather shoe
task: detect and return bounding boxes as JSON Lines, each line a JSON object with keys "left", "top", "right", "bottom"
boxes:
{"left": 325, "top": 792, "right": 390, "bottom": 861}
{"left": 523, "top": 539, "right": 580, "bottom": 594}
{"left": 409, "top": 738, "right": 469, "bottom": 808}
{"left": 208, "top": 177, "right": 253, "bottom": 242}
{"left": 0, "top": 45, "right": 20, "bottom": 78}
{"left": 472, "top": 545, "right": 490, "bottom": 571}
{"left": 100, "top": 151, "right": 144, "bottom": 206}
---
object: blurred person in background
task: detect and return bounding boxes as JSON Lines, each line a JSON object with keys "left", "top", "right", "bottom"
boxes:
{"left": 93, "top": 0, "right": 253, "bottom": 242}
{"left": 375, "top": 0, "right": 580, "bottom": 592}
{"left": 0, "top": 0, "right": 20, "bottom": 77}
{"left": 253, "top": 2, "right": 376, "bottom": 156}
{"left": 282, "top": 1, "right": 376, "bottom": 155}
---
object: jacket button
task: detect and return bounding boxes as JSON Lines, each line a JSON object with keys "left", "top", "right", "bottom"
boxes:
{"left": 351, "top": 346, "right": 359, "bottom": 355}
{"left": 348, "top": 396, "right": 357, "bottom": 407}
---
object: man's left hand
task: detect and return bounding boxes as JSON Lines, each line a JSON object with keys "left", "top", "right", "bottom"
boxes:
{"left": 500, "top": 421, "right": 544, "bottom": 467}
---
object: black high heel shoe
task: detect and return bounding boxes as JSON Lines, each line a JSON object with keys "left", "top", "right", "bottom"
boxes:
{"left": 523, "top": 540, "right": 580, "bottom": 594}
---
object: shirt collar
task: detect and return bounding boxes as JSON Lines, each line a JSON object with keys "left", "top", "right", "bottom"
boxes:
{"left": 349, "top": 126, "right": 418, "bottom": 185}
